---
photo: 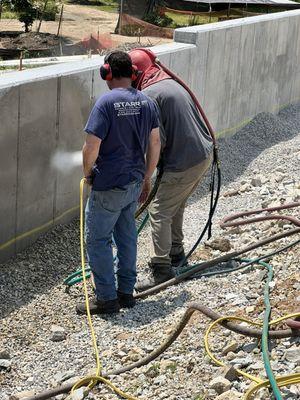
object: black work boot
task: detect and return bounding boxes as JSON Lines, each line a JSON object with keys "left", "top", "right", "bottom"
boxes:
{"left": 76, "top": 298, "right": 120, "bottom": 315}
{"left": 135, "top": 263, "right": 175, "bottom": 292}
{"left": 170, "top": 250, "right": 188, "bottom": 268}
{"left": 117, "top": 291, "right": 136, "bottom": 309}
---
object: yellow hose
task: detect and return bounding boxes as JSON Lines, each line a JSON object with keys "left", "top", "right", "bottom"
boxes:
{"left": 205, "top": 313, "right": 300, "bottom": 399}
{"left": 74, "top": 178, "right": 300, "bottom": 400}
{"left": 71, "top": 178, "right": 140, "bottom": 400}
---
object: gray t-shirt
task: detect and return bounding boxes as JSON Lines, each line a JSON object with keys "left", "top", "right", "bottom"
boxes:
{"left": 143, "top": 79, "right": 213, "bottom": 172}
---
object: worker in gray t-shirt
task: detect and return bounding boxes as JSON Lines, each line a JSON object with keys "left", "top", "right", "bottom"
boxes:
{"left": 130, "top": 49, "right": 213, "bottom": 291}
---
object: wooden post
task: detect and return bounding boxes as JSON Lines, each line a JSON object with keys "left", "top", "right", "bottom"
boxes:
{"left": 37, "top": 0, "right": 49, "bottom": 33}
{"left": 119, "top": 0, "right": 124, "bottom": 35}
{"left": 227, "top": 2, "right": 231, "bottom": 19}
{"left": 19, "top": 51, "right": 23, "bottom": 71}
{"left": 56, "top": 3, "right": 64, "bottom": 37}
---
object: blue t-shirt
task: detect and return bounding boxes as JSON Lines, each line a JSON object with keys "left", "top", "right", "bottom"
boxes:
{"left": 85, "top": 87, "right": 159, "bottom": 191}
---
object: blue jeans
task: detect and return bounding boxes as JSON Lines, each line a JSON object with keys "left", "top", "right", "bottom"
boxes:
{"left": 85, "top": 181, "right": 142, "bottom": 301}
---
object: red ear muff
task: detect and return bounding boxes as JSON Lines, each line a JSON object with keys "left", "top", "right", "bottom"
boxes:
{"left": 100, "top": 62, "right": 139, "bottom": 81}
{"left": 131, "top": 64, "right": 138, "bottom": 81}
{"left": 100, "top": 63, "right": 113, "bottom": 81}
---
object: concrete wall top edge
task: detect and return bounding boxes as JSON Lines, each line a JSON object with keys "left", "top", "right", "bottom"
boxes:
{"left": 175, "top": 9, "right": 300, "bottom": 43}
{"left": 0, "top": 42, "right": 195, "bottom": 90}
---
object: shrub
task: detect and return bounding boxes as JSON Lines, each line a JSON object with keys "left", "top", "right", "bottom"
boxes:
{"left": 143, "top": 8, "right": 173, "bottom": 28}
{"left": 41, "top": 0, "right": 58, "bottom": 21}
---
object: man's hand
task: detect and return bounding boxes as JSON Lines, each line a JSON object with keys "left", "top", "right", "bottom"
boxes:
{"left": 139, "top": 177, "right": 151, "bottom": 204}
{"left": 84, "top": 174, "right": 94, "bottom": 186}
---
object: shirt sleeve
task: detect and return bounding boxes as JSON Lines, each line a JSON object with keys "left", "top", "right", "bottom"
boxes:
{"left": 84, "top": 100, "right": 110, "bottom": 140}
{"left": 150, "top": 99, "right": 160, "bottom": 130}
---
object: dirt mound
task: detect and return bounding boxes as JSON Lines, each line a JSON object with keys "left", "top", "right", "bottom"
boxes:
{"left": 0, "top": 31, "right": 82, "bottom": 59}
{"left": 0, "top": 31, "right": 68, "bottom": 50}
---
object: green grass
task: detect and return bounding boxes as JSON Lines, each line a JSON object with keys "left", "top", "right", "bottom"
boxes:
{"left": 165, "top": 11, "right": 218, "bottom": 27}
{"left": 65, "top": 0, "right": 118, "bottom": 13}
{"left": 97, "top": 2, "right": 118, "bottom": 13}
{"left": 1, "top": 10, "right": 17, "bottom": 19}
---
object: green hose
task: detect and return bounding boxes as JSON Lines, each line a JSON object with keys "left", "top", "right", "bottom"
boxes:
{"left": 198, "top": 258, "right": 282, "bottom": 399}
{"left": 180, "top": 239, "right": 300, "bottom": 399}
{"left": 260, "top": 260, "right": 282, "bottom": 400}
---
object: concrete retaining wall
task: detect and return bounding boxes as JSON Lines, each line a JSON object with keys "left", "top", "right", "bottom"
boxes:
{"left": 1, "top": 10, "right": 300, "bottom": 262}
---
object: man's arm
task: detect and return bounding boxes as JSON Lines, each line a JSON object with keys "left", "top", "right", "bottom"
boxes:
{"left": 82, "top": 134, "right": 102, "bottom": 181}
{"left": 139, "top": 127, "right": 161, "bottom": 203}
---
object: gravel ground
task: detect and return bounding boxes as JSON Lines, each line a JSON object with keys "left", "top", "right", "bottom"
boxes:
{"left": 0, "top": 104, "right": 300, "bottom": 400}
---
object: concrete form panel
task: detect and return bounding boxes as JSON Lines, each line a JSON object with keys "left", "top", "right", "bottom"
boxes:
{"left": 54, "top": 71, "right": 93, "bottom": 220}
{"left": 155, "top": 52, "right": 171, "bottom": 68}
{"left": 218, "top": 25, "right": 242, "bottom": 131}
{"left": 286, "top": 17, "right": 300, "bottom": 105}
{"left": 237, "top": 23, "right": 258, "bottom": 121}
{"left": 190, "top": 32, "right": 210, "bottom": 105}
{"left": 0, "top": 87, "right": 19, "bottom": 260}
{"left": 203, "top": 29, "right": 228, "bottom": 131}
{"left": 16, "top": 79, "right": 58, "bottom": 253}
{"left": 258, "top": 20, "right": 280, "bottom": 114}
{"left": 169, "top": 47, "right": 193, "bottom": 85}
{"left": 174, "top": 30, "right": 197, "bottom": 44}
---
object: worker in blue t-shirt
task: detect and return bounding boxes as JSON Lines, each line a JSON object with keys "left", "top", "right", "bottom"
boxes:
{"left": 76, "top": 51, "right": 161, "bottom": 315}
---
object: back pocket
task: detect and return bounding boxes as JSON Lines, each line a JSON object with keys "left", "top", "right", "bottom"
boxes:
{"left": 98, "top": 188, "right": 128, "bottom": 212}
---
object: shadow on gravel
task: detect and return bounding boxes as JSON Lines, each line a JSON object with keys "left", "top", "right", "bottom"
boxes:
{"left": 0, "top": 220, "right": 81, "bottom": 320}
{"left": 101, "top": 291, "right": 191, "bottom": 328}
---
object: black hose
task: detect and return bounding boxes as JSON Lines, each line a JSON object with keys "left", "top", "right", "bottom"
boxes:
{"left": 135, "top": 227, "right": 300, "bottom": 299}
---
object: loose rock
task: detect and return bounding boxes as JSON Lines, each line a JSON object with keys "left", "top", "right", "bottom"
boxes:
{"left": 209, "top": 376, "right": 231, "bottom": 394}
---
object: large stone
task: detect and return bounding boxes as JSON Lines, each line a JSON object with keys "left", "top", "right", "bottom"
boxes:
{"left": 9, "top": 391, "right": 35, "bottom": 400}
{"left": 243, "top": 342, "right": 257, "bottom": 353}
{"left": 0, "top": 350, "right": 10, "bottom": 359}
{"left": 50, "top": 325, "right": 67, "bottom": 342}
{"left": 209, "top": 376, "right": 231, "bottom": 394}
{"left": 52, "top": 369, "right": 76, "bottom": 385}
{"left": 230, "top": 356, "right": 252, "bottom": 368}
{"left": 206, "top": 238, "right": 231, "bottom": 252}
{"left": 215, "top": 390, "right": 242, "bottom": 399}
{"left": 0, "top": 359, "right": 12, "bottom": 369}
{"left": 251, "top": 177, "right": 262, "bottom": 187}
{"left": 222, "top": 342, "right": 239, "bottom": 355}
{"left": 239, "top": 183, "right": 251, "bottom": 193}
{"left": 285, "top": 347, "right": 300, "bottom": 365}
{"left": 221, "top": 365, "right": 239, "bottom": 382}
{"left": 65, "top": 388, "right": 85, "bottom": 400}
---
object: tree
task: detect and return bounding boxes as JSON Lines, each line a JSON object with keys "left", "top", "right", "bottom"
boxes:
{"left": 13, "top": 0, "right": 36, "bottom": 32}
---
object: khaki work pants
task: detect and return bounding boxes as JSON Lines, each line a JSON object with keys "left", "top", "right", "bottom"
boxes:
{"left": 149, "top": 155, "right": 212, "bottom": 265}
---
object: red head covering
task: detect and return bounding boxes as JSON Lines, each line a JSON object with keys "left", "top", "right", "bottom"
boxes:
{"left": 129, "top": 48, "right": 171, "bottom": 90}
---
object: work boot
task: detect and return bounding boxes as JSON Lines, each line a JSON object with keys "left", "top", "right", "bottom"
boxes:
{"left": 170, "top": 250, "right": 188, "bottom": 268}
{"left": 135, "top": 263, "right": 175, "bottom": 292}
{"left": 76, "top": 298, "right": 120, "bottom": 315}
{"left": 117, "top": 291, "right": 136, "bottom": 308}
